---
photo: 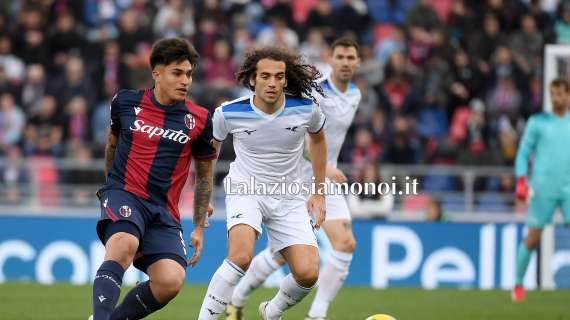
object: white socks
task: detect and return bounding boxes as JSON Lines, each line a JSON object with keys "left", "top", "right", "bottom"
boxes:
{"left": 199, "top": 259, "right": 245, "bottom": 319}
{"left": 307, "top": 250, "right": 353, "bottom": 318}
{"left": 265, "top": 274, "right": 314, "bottom": 319}
{"left": 232, "top": 248, "right": 281, "bottom": 307}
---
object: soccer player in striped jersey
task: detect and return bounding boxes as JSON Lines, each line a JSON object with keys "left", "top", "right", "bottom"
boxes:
{"left": 197, "top": 47, "right": 328, "bottom": 320}
{"left": 90, "top": 38, "right": 217, "bottom": 320}
{"left": 227, "top": 37, "right": 361, "bottom": 320}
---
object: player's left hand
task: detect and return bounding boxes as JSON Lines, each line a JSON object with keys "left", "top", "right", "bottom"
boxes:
{"left": 188, "top": 227, "right": 204, "bottom": 268}
{"left": 307, "top": 194, "right": 326, "bottom": 230}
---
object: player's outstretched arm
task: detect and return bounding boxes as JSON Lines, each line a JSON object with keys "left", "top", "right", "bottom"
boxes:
{"left": 189, "top": 159, "right": 214, "bottom": 267}
{"left": 308, "top": 129, "right": 327, "bottom": 229}
{"left": 104, "top": 131, "right": 118, "bottom": 178}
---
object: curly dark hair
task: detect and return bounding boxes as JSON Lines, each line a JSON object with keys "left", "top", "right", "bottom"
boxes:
{"left": 236, "top": 47, "right": 324, "bottom": 102}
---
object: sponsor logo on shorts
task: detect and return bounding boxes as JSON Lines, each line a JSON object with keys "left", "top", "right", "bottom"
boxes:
{"left": 119, "top": 205, "right": 132, "bottom": 218}
{"left": 103, "top": 198, "right": 108, "bottom": 208}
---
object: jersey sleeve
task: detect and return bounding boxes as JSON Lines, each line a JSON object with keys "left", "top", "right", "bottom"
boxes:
{"left": 515, "top": 116, "right": 538, "bottom": 177}
{"left": 212, "top": 106, "right": 229, "bottom": 141}
{"left": 307, "top": 103, "right": 326, "bottom": 134}
{"left": 191, "top": 111, "right": 218, "bottom": 161}
{"left": 109, "top": 92, "right": 121, "bottom": 134}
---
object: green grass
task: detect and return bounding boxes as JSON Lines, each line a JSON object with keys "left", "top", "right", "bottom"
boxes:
{"left": 0, "top": 284, "right": 569, "bottom": 319}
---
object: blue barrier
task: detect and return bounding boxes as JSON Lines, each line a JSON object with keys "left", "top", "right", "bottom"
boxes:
{"left": 0, "top": 216, "right": 568, "bottom": 289}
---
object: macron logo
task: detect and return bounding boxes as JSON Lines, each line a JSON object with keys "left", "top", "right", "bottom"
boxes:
{"left": 134, "top": 106, "right": 142, "bottom": 115}
{"left": 98, "top": 295, "right": 106, "bottom": 303}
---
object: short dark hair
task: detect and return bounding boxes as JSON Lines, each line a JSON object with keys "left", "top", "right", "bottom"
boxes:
{"left": 149, "top": 38, "right": 200, "bottom": 70}
{"left": 236, "top": 47, "right": 324, "bottom": 102}
{"left": 551, "top": 78, "right": 570, "bottom": 92}
{"left": 330, "top": 36, "right": 360, "bottom": 56}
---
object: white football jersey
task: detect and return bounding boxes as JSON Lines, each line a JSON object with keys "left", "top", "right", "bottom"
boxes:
{"left": 213, "top": 94, "right": 326, "bottom": 189}
{"left": 301, "top": 77, "right": 361, "bottom": 179}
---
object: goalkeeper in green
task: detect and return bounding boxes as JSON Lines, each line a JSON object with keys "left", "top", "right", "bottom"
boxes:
{"left": 512, "top": 78, "right": 570, "bottom": 301}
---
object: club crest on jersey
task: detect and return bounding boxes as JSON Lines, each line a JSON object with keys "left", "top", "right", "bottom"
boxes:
{"left": 185, "top": 114, "right": 195, "bottom": 130}
{"left": 119, "top": 205, "right": 132, "bottom": 218}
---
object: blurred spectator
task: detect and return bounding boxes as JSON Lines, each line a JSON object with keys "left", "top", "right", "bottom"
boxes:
{"left": 469, "top": 13, "right": 506, "bottom": 76}
{"left": 357, "top": 44, "right": 382, "bottom": 87}
{"left": 0, "top": 93, "right": 25, "bottom": 151}
{"left": 509, "top": 14, "right": 543, "bottom": 75}
{"left": 0, "top": 35, "right": 25, "bottom": 83}
{"left": 47, "top": 56, "right": 96, "bottom": 109}
{"left": 1, "top": 147, "right": 28, "bottom": 204}
{"left": 374, "top": 24, "right": 406, "bottom": 68}
{"left": 232, "top": 26, "right": 255, "bottom": 67}
{"left": 351, "top": 128, "right": 380, "bottom": 171}
{"left": 382, "top": 115, "right": 419, "bottom": 164}
{"left": 446, "top": 0, "right": 475, "bottom": 49}
{"left": 20, "top": 64, "right": 45, "bottom": 113}
{"left": 63, "top": 143, "right": 104, "bottom": 206}
{"left": 64, "top": 96, "right": 90, "bottom": 146}
{"left": 23, "top": 95, "right": 64, "bottom": 157}
{"left": 406, "top": 0, "right": 441, "bottom": 67}
{"left": 47, "top": 11, "right": 85, "bottom": 73}
{"left": 257, "top": 17, "right": 299, "bottom": 49}
{"left": 117, "top": 8, "right": 153, "bottom": 88}
{"left": 486, "top": 76, "right": 521, "bottom": 122}
{"left": 425, "top": 197, "right": 447, "bottom": 222}
{"left": 556, "top": 2, "right": 570, "bottom": 44}
{"left": 0, "top": 66, "right": 20, "bottom": 105}
{"left": 264, "top": 0, "right": 296, "bottom": 29}
{"left": 305, "top": 0, "right": 336, "bottom": 41}
{"left": 153, "top": 0, "right": 195, "bottom": 38}
{"left": 348, "top": 162, "right": 394, "bottom": 219}
{"left": 335, "top": 0, "right": 371, "bottom": 41}
{"left": 204, "top": 39, "right": 237, "bottom": 89}
{"left": 377, "top": 52, "right": 418, "bottom": 116}
{"left": 12, "top": 7, "right": 48, "bottom": 65}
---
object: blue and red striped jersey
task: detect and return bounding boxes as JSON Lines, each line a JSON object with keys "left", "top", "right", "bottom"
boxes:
{"left": 101, "top": 88, "right": 217, "bottom": 223}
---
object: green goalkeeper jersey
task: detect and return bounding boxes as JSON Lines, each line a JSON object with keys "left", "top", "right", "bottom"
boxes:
{"left": 515, "top": 112, "right": 570, "bottom": 196}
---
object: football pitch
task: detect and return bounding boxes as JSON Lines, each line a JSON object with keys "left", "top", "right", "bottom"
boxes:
{"left": 0, "top": 284, "right": 569, "bottom": 320}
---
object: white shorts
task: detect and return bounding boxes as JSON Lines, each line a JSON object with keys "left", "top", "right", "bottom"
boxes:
{"left": 325, "top": 193, "right": 351, "bottom": 221}
{"left": 225, "top": 194, "right": 318, "bottom": 256}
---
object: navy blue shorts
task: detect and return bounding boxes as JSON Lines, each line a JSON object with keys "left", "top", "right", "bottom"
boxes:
{"left": 96, "top": 189, "right": 187, "bottom": 272}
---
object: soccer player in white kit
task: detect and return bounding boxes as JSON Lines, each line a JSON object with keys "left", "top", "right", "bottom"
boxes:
{"left": 197, "top": 47, "right": 328, "bottom": 320}
{"left": 227, "top": 37, "right": 362, "bottom": 320}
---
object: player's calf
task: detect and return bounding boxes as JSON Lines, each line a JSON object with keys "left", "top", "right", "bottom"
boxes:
{"left": 111, "top": 259, "right": 185, "bottom": 319}
{"left": 93, "top": 225, "right": 139, "bottom": 320}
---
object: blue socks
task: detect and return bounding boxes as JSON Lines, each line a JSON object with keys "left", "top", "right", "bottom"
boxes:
{"left": 110, "top": 281, "right": 165, "bottom": 320}
{"left": 93, "top": 260, "right": 125, "bottom": 320}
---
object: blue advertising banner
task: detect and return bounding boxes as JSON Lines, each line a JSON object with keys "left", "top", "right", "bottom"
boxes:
{"left": 0, "top": 216, "right": 568, "bottom": 289}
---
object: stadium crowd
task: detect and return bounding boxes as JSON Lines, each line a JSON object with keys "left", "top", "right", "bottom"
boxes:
{"left": 0, "top": 0, "right": 568, "bottom": 209}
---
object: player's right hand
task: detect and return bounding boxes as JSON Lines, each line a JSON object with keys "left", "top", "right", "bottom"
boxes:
{"left": 201, "top": 203, "right": 215, "bottom": 228}
{"left": 307, "top": 194, "right": 326, "bottom": 230}
{"left": 326, "top": 165, "right": 347, "bottom": 183}
{"left": 188, "top": 227, "right": 204, "bottom": 268}
{"left": 515, "top": 176, "right": 529, "bottom": 202}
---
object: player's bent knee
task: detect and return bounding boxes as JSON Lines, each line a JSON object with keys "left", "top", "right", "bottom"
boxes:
{"left": 293, "top": 266, "right": 319, "bottom": 288}
{"left": 104, "top": 232, "right": 139, "bottom": 266}
{"left": 152, "top": 272, "right": 185, "bottom": 302}
{"left": 339, "top": 237, "right": 357, "bottom": 253}
{"left": 228, "top": 253, "right": 253, "bottom": 271}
